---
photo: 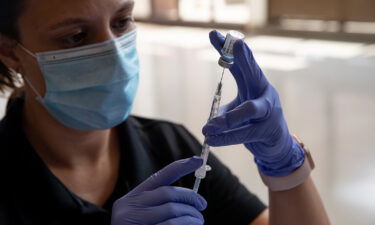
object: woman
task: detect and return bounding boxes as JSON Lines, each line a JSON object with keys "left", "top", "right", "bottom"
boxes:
{"left": 0, "top": 0, "right": 331, "bottom": 224}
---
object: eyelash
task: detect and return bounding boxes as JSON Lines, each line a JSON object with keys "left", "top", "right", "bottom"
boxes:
{"left": 61, "top": 32, "right": 87, "bottom": 47}
{"left": 60, "top": 17, "right": 134, "bottom": 48}
{"left": 112, "top": 17, "right": 133, "bottom": 31}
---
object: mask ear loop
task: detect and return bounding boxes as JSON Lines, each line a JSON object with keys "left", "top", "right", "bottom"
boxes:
{"left": 18, "top": 43, "right": 36, "bottom": 58}
{"left": 17, "top": 43, "right": 43, "bottom": 99}
{"left": 22, "top": 74, "right": 43, "bottom": 99}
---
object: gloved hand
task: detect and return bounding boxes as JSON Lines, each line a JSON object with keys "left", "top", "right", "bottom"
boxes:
{"left": 111, "top": 157, "right": 207, "bottom": 225}
{"left": 203, "top": 30, "right": 305, "bottom": 177}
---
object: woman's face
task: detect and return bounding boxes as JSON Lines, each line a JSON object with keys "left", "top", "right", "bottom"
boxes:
{"left": 16, "top": 0, "right": 135, "bottom": 96}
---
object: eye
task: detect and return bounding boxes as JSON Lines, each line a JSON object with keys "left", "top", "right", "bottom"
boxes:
{"left": 61, "top": 32, "right": 87, "bottom": 48}
{"left": 112, "top": 17, "right": 134, "bottom": 31}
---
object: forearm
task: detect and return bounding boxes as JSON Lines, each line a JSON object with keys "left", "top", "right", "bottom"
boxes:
{"left": 268, "top": 176, "right": 330, "bottom": 225}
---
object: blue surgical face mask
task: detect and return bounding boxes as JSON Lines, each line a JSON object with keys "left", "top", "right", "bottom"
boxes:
{"left": 19, "top": 30, "right": 139, "bottom": 130}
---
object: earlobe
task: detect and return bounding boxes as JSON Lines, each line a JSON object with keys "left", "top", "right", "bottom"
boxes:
{"left": 0, "top": 34, "right": 22, "bottom": 72}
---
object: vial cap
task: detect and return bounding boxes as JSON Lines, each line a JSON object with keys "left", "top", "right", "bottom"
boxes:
{"left": 219, "top": 30, "right": 245, "bottom": 68}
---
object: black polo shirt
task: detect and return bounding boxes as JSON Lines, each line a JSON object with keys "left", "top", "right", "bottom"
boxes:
{"left": 0, "top": 98, "right": 266, "bottom": 225}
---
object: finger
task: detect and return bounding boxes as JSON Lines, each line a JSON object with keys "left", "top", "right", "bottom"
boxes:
{"left": 203, "top": 97, "right": 271, "bottom": 136}
{"left": 137, "top": 186, "right": 207, "bottom": 211}
{"left": 217, "top": 98, "right": 239, "bottom": 116}
{"left": 205, "top": 123, "right": 264, "bottom": 147}
{"left": 232, "top": 40, "right": 269, "bottom": 99}
{"left": 156, "top": 216, "right": 204, "bottom": 225}
{"left": 146, "top": 203, "right": 204, "bottom": 224}
{"left": 209, "top": 30, "right": 225, "bottom": 54}
{"left": 132, "top": 157, "right": 203, "bottom": 193}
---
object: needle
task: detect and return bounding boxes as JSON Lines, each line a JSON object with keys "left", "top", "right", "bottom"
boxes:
{"left": 219, "top": 68, "right": 225, "bottom": 83}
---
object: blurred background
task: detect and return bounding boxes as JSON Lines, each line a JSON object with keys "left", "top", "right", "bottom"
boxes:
{"left": 1, "top": 0, "right": 375, "bottom": 224}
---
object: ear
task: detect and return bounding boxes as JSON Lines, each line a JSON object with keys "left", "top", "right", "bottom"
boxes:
{"left": 0, "top": 34, "right": 22, "bottom": 73}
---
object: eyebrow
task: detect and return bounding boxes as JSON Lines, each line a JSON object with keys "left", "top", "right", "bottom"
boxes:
{"left": 47, "top": 1, "right": 135, "bottom": 31}
{"left": 116, "top": 0, "right": 135, "bottom": 14}
{"left": 47, "top": 18, "right": 89, "bottom": 31}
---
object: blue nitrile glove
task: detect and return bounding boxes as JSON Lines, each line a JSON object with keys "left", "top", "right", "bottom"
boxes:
{"left": 111, "top": 157, "right": 207, "bottom": 225}
{"left": 202, "top": 30, "right": 305, "bottom": 177}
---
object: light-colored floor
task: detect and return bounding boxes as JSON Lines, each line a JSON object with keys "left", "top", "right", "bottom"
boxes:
{"left": 1, "top": 24, "right": 374, "bottom": 224}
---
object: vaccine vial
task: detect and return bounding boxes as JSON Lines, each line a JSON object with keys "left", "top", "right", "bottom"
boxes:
{"left": 218, "top": 30, "right": 245, "bottom": 68}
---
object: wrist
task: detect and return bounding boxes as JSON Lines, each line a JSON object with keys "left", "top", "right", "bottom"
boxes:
{"left": 259, "top": 135, "right": 315, "bottom": 191}
{"left": 255, "top": 136, "right": 305, "bottom": 177}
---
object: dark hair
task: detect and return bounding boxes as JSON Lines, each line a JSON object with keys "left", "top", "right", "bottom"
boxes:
{"left": 0, "top": 0, "right": 26, "bottom": 94}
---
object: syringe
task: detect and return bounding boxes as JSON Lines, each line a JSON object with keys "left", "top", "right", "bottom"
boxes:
{"left": 193, "top": 30, "right": 245, "bottom": 193}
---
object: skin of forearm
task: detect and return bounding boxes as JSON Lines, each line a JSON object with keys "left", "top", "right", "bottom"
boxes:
{"left": 268, "top": 176, "right": 331, "bottom": 225}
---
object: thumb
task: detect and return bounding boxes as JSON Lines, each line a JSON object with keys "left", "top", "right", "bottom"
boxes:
{"left": 209, "top": 30, "right": 225, "bottom": 55}
{"left": 131, "top": 157, "right": 203, "bottom": 193}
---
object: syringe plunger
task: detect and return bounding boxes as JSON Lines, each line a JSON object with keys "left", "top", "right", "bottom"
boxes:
{"left": 218, "top": 30, "right": 245, "bottom": 68}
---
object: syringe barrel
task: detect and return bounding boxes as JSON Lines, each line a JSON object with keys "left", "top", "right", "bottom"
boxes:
{"left": 194, "top": 85, "right": 222, "bottom": 180}
{"left": 218, "top": 30, "right": 245, "bottom": 68}
{"left": 208, "top": 93, "right": 221, "bottom": 120}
